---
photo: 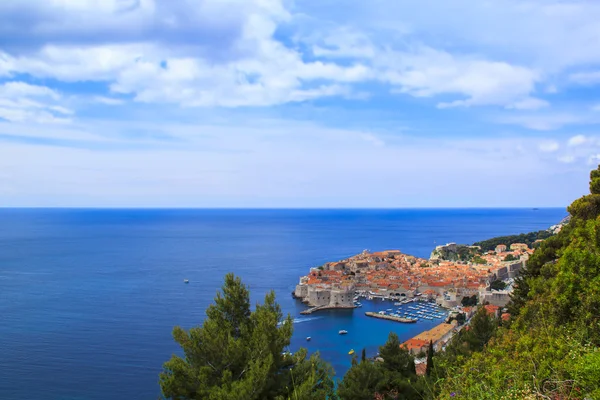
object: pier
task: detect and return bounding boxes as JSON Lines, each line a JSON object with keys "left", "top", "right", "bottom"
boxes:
{"left": 301, "top": 305, "right": 356, "bottom": 315}
{"left": 364, "top": 312, "right": 417, "bottom": 323}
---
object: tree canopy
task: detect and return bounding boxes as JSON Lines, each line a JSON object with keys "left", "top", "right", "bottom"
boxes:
{"left": 338, "top": 333, "right": 425, "bottom": 400}
{"left": 160, "top": 273, "right": 335, "bottom": 400}
{"left": 472, "top": 230, "right": 553, "bottom": 252}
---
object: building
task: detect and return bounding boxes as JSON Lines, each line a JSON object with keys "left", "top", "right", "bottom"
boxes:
{"left": 294, "top": 278, "right": 355, "bottom": 308}
{"left": 401, "top": 338, "right": 430, "bottom": 355}
{"left": 495, "top": 244, "right": 507, "bottom": 253}
{"left": 479, "top": 289, "right": 511, "bottom": 307}
{"left": 510, "top": 243, "right": 529, "bottom": 251}
{"left": 484, "top": 304, "right": 501, "bottom": 317}
{"left": 402, "top": 321, "right": 458, "bottom": 354}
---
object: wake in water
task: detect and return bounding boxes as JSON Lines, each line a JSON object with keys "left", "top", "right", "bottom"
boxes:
{"left": 278, "top": 316, "right": 323, "bottom": 326}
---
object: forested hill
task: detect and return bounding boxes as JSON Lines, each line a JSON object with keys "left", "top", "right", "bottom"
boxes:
{"left": 438, "top": 167, "right": 600, "bottom": 399}
{"left": 472, "top": 229, "right": 553, "bottom": 251}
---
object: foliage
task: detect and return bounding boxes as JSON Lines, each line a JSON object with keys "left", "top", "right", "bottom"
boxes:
{"left": 473, "top": 230, "right": 553, "bottom": 252}
{"left": 433, "top": 245, "right": 479, "bottom": 262}
{"left": 448, "top": 312, "right": 466, "bottom": 326}
{"left": 159, "top": 273, "right": 335, "bottom": 400}
{"left": 337, "top": 360, "right": 384, "bottom": 400}
{"left": 436, "top": 165, "right": 600, "bottom": 399}
{"left": 471, "top": 256, "right": 486, "bottom": 265}
{"left": 503, "top": 254, "right": 517, "bottom": 262}
{"left": 426, "top": 340, "right": 434, "bottom": 377}
{"left": 461, "top": 295, "right": 477, "bottom": 307}
{"left": 338, "top": 333, "right": 424, "bottom": 400}
{"left": 489, "top": 280, "right": 506, "bottom": 291}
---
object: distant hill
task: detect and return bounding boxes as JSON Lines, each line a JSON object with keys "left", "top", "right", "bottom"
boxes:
{"left": 472, "top": 230, "right": 554, "bottom": 251}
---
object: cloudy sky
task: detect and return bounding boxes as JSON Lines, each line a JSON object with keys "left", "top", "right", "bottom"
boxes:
{"left": 1, "top": 0, "right": 599, "bottom": 207}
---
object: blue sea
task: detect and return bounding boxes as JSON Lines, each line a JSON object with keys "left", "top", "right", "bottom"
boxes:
{"left": 0, "top": 208, "right": 566, "bottom": 400}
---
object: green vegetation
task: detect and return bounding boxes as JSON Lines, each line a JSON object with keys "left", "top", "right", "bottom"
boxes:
{"left": 461, "top": 294, "right": 478, "bottom": 307}
{"left": 473, "top": 230, "right": 553, "bottom": 252}
{"left": 160, "top": 273, "right": 335, "bottom": 400}
{"left": 426, "top": 340, "right": 434, "bottom": 377}
{"left": 472, "top": 256, "right": 487, "bottom": 265}
{"left": 436, "top": 166, "right": 600, "bottom": 399}
{"left": 503, "top": 254, "right": 517, "bottom": 262}
{"left": 339, "top": 332, "right": 426, "bottom": 400}
{"left": 489, "top": 279, "right": 506, "bottom": 291}
{"left": 432, "top": 245, "right": 479, "bottom": 262}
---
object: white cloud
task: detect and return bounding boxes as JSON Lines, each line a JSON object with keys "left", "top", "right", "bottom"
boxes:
{"left": 568, "top": 135, "right": 587, "bottom": 147}
{"left": 0, "top": 0, "right": 552, "bottom": 109}
{"left": 0, "top": 82, "right": 72, "bottom": 124}
{"left": 506, "top": 97, "right": 549, "bottom": 110}
{"left": 93, "top": 96, "right": 125, "bottom": 106}
{"left": 495, "top": 112, "right": 586, "bottom": 131}
{"left": 378, "top": 47, "right": 541, "bottom": 109}
{"left": 298, "top": 0, "right": 600, "bottom": 71}
{"left": 539, "top": 140, "right": 559, "bottom": 153}
{"left": 558, "top": 155, "right": 575, "bottom": 164}
{"left": 0, "top": 117, "right": 584, "bottom": 207}
{"left": 569, "top": 71, "right": 600, "bottom": 85}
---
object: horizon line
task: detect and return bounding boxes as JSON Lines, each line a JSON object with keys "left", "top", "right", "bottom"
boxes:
{"left": 0, "top": 206, "right": 568, "bottom": 210}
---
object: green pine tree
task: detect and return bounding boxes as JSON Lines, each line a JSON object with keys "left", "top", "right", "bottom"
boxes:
{"left": 159, "top": 273, "right": 335, "bottom": 400}
{"left": 337, "top": 360, "right": 384, "bottom": 400}
{"left": 425, "top": 340, "right": 434, "bottom": 376}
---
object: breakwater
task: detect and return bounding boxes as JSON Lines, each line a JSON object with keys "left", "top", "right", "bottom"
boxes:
{"left": 301, "top": 305, "right": 356, "bottom": 315}
{"left": 364, "top": 312, "right": 417, "bottom": 323}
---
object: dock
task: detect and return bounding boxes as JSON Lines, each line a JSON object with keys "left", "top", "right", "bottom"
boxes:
{"left": 301, "top": 305, "right": 356, "bottom": 315}
{"left": 365, "top": 312, "right": 417, "bottom": 323}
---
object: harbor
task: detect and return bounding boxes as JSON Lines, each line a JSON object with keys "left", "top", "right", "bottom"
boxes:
{"left": 364, "top": 311, "right": 417, "bottom": 323}
{"left": 289, "top": 296, "right": 452, "bottom": 375}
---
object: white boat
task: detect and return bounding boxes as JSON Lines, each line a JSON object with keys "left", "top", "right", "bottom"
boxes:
{"left": 306, "top": 337, "right": 311, "bottom": 341}
{"left": 339, "top": 330, "right": 348, "bottom": 335}
{"left": 184, "top": 279, "right": 189, "bottom": 284}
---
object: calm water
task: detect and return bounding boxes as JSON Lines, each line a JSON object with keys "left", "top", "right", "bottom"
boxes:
{"left": 0, "top": 208, "right": 566, "bottom": 399}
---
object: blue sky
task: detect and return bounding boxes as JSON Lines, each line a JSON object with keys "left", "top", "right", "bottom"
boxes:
{"left": 1, "top": 0, "right": 599, "bottom": 207}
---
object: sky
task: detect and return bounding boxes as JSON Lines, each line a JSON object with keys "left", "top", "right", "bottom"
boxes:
{"left": 1, "top": 0, "right": 600, "bottom": 208}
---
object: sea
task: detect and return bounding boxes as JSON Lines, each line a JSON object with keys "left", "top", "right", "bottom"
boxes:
{"left": 0, "top": 208, "right": 566, "bottom": 400}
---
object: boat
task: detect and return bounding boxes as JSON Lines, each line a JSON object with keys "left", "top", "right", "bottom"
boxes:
{"left": 184, "top": 279, "right": 189, "bottom": 284}
{"left": 306, "top": 337, "right": 311, "bottom": 341}
{"left": 348, "top": 349, "right": 355, "bottom": 355}
{"left": 339, "top": 330, "right": 348, "bottom": 335}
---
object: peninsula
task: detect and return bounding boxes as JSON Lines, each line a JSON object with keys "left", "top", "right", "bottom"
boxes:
{"left": 293, "top": 235, "right": 554, "bottom": 310}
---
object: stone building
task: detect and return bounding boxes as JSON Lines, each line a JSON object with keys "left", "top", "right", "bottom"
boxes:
{"left": 294, "top": 279, "right": 355, "bottom": 308}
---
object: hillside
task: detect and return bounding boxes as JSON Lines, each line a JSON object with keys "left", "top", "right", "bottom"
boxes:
{"left": 472, "top": 229, "right": 554, "bottom": 251}
{"left": 437, "top": 167, "right": 600, "bottom": 399}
